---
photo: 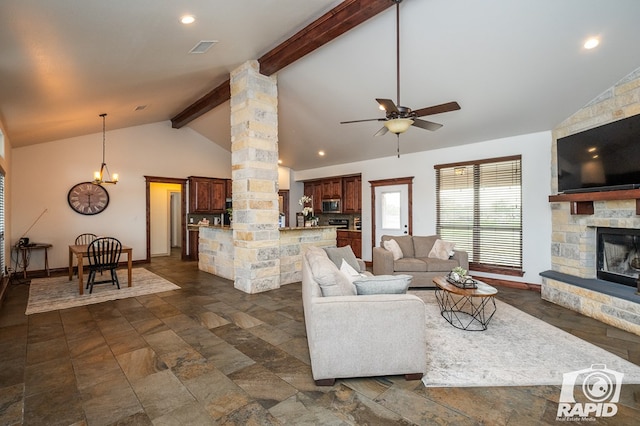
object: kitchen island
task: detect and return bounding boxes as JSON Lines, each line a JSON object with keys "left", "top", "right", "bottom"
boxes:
{"left": 192, "top": 225, "right": 338, "bottom": 285}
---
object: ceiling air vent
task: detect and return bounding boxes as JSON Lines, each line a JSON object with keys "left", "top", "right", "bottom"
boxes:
{"left": 189, "top": 40, "right": 217, "bottom": 54}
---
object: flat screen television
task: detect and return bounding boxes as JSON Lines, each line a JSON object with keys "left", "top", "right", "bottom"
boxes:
{"left": 557, "top": 113, "right": 640, "bottom": 193}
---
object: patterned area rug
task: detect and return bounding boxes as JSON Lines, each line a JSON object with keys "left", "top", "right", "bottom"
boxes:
{"left": 410, "top": 290, "right": 640, "bottom": 387}
{"left": 26, "top": 268, "right": 180, "bottom": 315}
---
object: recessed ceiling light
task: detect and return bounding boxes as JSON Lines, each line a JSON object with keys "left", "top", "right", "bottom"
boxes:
{"left": 278, "top": 159, "right": 283, "bottom": 164}
{"left": 318, "top": 150, "right": 325, "bottom": 156}
{"left": 180, "top": 15, "right": 195, "bottom": 25}
{"left": 584, "top": 37, "right": 599, "bottom": 49}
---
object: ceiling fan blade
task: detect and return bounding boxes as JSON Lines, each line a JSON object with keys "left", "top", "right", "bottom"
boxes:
{"left": 376, "top": 98, "right": 399, "bottom": 114}
{"left": 340, "top": 118, "right": 385, "bottom": 124}
{"left": 413, "top": 101, "right": 461, "bottom": 118}
{"left": 374, "top": 126, "right": 389, "bottom": 137}
{"left": 412, "top": 119, "right": 443, "bottom": 131}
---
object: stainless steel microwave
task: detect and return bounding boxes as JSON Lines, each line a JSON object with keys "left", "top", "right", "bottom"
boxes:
{"left": 322, "top": 199, "right": 341, "bottom": 213}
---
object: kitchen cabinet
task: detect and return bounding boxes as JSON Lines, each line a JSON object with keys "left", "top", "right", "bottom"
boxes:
{"left": 189, "top": 177, "right": 227, "bottom": 213}
{"left": 304, "top": 181, "right": 324, "bottom": 213}
{"left": 188, "top": 229, "right": 199, "bottom": 261}
{"left": 322, "top": 178, "right": 342, "bottom": 200}
{"left": 304, "top": 174, "right": 362, "bottom": 214}
{"left": 337, "top": 230, "right": 362, "bottom": 258}
{"left": 342, "top": 175, "right": 361, "bottom": 213}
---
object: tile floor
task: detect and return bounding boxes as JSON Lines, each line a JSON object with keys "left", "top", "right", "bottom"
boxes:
{"left": 1, "top": 250, "right": 640, "bottom": 425}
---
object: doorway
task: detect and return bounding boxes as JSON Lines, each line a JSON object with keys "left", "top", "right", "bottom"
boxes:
{"left": 370, "top": 177, "right": 413, "bottom": 249}
{"left": 145, "top": 176, "right": 187, "bottom": 261}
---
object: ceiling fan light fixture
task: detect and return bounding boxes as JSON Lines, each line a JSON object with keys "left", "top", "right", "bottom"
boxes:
{"left": 384, "top": 118, "right": 413, "bottom": 134}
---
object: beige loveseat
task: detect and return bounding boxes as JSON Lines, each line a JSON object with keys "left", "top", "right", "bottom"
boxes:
{"left": 372, "top": 235, "right": 469, "bottom": 287}
{"left": 302, "top": 246, "right": 427, "bottom": 385}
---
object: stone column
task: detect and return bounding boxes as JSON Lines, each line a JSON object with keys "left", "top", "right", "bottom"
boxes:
{"left": 230, "top": 60, "right": 280, "bottom": 293}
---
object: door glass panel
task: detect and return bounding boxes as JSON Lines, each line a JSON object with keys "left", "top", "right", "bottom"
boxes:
{"left": 381, "top": 191, "right": 401, "bottom": 229}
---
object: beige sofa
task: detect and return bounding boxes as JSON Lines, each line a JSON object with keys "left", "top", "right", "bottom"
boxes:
{"left": 301, "top": 246, "right": 427, "bottom": 385}
{"left": 372, "top": 235, "right": 469, "bottom": 287}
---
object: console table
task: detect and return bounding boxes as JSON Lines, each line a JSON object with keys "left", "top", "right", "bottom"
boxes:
{"left": 17, "top": 243, "right": 52, "bottom": 279}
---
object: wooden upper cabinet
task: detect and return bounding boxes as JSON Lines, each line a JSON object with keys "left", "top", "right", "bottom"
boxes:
{"left": 312, "top": 182, "right": 323, "bottom": 212}
{"left": 225, "top": 179, "right": 232, "bottom": 200}
{"left": 303, "top": 181, "right": 322, "bottom": 213}
{"left": 304, "top": 175, "right": 362, "bottom": 214}
{"left": 211, "top": 180, "right": 226, "bottom": 211}
{"left": 189, "top": 177, "right": 227, "bottom": 213}
{"left": 322, "top": 179, "right": 342, "bottom": 199}
{"left": 342, "top": 175, "right": 362, "bottom": 213}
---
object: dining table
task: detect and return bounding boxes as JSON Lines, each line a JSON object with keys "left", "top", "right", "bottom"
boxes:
{"left": 68, "top": 244, "right": 133, "bottom": 295}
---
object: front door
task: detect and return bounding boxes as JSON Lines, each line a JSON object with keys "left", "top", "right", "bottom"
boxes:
{"left": 371, "top": 178, "right": 412, "bottom": 248}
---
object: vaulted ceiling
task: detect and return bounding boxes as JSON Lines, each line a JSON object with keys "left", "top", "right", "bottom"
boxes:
{"left": 1, "top": 0, "right": 640, "bottom": 170}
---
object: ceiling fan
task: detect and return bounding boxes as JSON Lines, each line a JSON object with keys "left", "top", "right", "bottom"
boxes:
{"left": 340, "top": 0, "right": 460, "bottom": 152}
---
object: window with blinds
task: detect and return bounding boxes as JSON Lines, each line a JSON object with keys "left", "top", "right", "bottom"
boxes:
{"left": 435, "top": 155, "right": 522, "bottom": 274}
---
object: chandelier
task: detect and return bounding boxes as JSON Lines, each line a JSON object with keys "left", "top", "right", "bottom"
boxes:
{"left": 93, "top": 113, "right": 118, "bottom": 185}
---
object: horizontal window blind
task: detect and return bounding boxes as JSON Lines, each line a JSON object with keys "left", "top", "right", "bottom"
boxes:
{"left": 436, "top": 156, "right": 522, "bottom": 270}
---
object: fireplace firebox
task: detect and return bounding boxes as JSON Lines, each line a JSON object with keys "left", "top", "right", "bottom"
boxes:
{"left": 597, "top": 227, "right": 640, "bottom": 288}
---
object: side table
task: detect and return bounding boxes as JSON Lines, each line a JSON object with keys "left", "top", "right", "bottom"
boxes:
{"left": 432, "top": 275, "right": 497, "bottom": 331}
{"left": 17, "top": 243, "right": 52, "bottom": 279}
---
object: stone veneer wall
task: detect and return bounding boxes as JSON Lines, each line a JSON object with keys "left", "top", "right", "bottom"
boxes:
{"left": 544, "top": 67, "right": 640, "bottom": 335}
{"left": 198, "top": 226, "right": 337, "bottom": 285}
{"left": 230, "top": 60, "right": 281, "bottom": 294}
{"left": 279, "top": 227, "right": 338, "bottom": 285}
{"left": 198, "top": 227, "right": 234, "bottom": 280}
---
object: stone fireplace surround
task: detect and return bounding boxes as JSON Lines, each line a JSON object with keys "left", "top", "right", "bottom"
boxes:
{"left": 542, "top": 67, "right": 640, "bottom": 335}
{"left": 542, "top": 192, "right": 640, "bottom": 335}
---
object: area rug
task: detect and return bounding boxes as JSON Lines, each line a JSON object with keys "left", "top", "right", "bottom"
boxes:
{"left": 26, "top": 268, "right": 180, "bottom": 315}
{"left": 410, "top": 290, "right": 640, "bottom": 387}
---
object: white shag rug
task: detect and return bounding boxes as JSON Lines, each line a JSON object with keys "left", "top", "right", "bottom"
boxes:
{"left": 26, "top": 268, "right": 180, "bottom": 315}
{"left": 410, "top": 290, "right": 640, "bottom": 387}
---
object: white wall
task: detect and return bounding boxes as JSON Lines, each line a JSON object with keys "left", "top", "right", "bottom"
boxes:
{"left": 11, "top": 121, "right": 231, "bottom": 270}
{"left": 293, "top": 131, "right": 552, "bottom": 285}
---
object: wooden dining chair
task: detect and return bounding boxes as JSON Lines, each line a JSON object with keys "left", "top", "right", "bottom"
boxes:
{"left": 75, "top": 233, "right": 97, "bottom": 245}
{"left": 73, "top": 233, "right": 97, "bottom": 276}
{"left": 86, "top": 237, "right": 122, "bottom": 294}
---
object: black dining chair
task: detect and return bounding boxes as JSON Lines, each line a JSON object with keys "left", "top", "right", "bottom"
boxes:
{"left": 86, "top": 237, "right": 122, "bottom": 294}
{"left": 73, "top": 233, "right": 97, "bottom": 276}
{"left": 75, "top": 233, "right": 97, "bottom": 245}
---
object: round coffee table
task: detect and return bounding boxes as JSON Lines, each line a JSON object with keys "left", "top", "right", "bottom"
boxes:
{"left": 432, "top": 276, "right": 497, "bottom": 331}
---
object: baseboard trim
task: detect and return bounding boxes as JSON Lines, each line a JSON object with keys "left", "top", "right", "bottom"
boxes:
{"left": 479, "top": 276, "right": 541, "bottom": 292}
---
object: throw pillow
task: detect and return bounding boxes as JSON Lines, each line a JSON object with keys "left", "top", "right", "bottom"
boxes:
{"left": 428, "top": 239, "right": 456, "bottom": 260}
{"left": 324, "top": 246, "right": 360, "bottom": 271}
{"left": 353, "top": 274, "right": 412, "bottom": 295}
{"left": 383, "top": 239, "right": 403, "bottom": 260}
{"left": 339, "top": 258, "right": 365, "bottom": 284}
{"left": 307, "top": 250, "right": 356, "bottom": 297}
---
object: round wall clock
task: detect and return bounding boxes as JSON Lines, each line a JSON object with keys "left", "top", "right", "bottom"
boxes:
{"left": 67, "top": 182, "right": 110, "bottom": 215}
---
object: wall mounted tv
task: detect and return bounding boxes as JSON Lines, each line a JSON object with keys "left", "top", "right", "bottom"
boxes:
{"left": 557, "top": 113, "right": 640, "bottom": 194}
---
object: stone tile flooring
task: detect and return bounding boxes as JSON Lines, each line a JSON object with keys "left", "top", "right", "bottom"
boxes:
{"left": 1, "top": 251, "right": 640, "bottom": 425}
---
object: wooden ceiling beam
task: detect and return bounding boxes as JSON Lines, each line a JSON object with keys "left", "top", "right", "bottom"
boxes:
{"left": 170, "top": 79, "right": 230, "bottom": 129}
{"left": 258, "top": 0, "right": 393, "bottom": 76}
{"left": 171, "top": 0, "right": 393, "bottom": 129}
